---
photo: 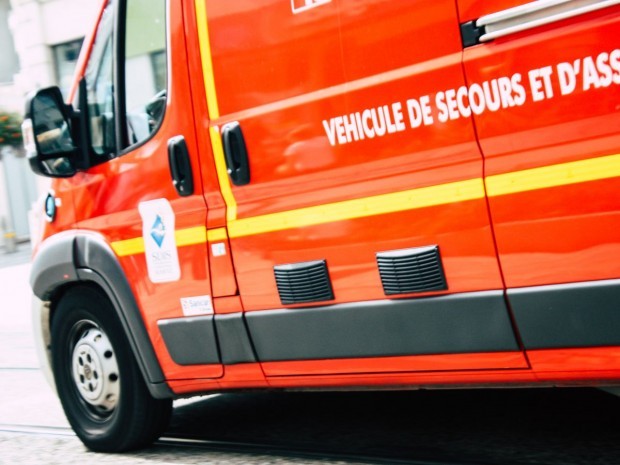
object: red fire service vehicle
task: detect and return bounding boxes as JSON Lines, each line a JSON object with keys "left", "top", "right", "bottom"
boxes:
{"left": 23, "top": 0, "right": 620, "bottom": 452}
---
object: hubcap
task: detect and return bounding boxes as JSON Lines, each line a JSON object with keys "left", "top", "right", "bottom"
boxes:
{"left": 71, "top": 324, "right": 120, "bottom": 413}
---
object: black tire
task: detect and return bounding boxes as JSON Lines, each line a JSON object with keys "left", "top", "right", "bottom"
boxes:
{"left": 51, "top": 285, "right": 172, "bottom": 452}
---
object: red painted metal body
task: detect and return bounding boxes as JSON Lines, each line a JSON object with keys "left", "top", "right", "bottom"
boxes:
{"left": 38, "top": 0, "right": 620, "bottom": 396}
{"left": 463, "top": 3, "right": 620, "bottom": 288}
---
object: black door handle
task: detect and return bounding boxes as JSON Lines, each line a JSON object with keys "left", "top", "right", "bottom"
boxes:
{"left": 168, "top": 136, "right": 194, "bottom": 197}
{"left": 221, "top": 122, "right": 250, "bottom": 186}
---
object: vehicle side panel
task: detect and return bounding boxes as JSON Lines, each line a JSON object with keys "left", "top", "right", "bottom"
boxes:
{"left": 201, "top": 0, "right": 526, "bottom": 375}
{"left": 463, "top": 5, "right": 620, "bottom": 289}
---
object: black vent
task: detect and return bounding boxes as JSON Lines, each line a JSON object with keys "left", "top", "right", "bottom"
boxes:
{"left": 377, "top": 246, "right": 447, "bottom": 296}
{"left": 274, "top": 260, "right": 334, "bottom": 305}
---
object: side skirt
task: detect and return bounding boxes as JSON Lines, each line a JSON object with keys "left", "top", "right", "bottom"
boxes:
{"left": 245, "top": 290, "right": 522, "bottom": 371}
{"left": 508, "top": 279, "right": 620, "bottom": 349}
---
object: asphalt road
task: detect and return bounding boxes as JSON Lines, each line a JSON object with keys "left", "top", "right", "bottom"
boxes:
{"left": 3, "top": 246, "right": 620, "bottom": 464}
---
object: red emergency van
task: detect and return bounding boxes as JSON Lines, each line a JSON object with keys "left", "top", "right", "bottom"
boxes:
{"left": 23, "top": 0, "right": 620, "bottom": 452}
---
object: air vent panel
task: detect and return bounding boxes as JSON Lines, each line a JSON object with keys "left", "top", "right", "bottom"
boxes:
{"left": 377, "top": 246, "right": 447, "bottom": 296}
{"left": 274, "top": 260, "right": 334, "bottom": 305}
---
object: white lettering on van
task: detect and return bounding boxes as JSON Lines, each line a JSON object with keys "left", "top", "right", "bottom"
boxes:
{"left": 291, "top": 0, "right": 331, "bottom": 14}
{"left": 322, "top": 102, "right": 406, "bottom": 147}
{"left": 528, "top": 66, "right": 554, "bottom": 101}
{"left": 557, "top": 60, "right": 579, "bottom": 95}
{"left": 322, "top": 118, "right": 337, "bottom": 146}
{"left": 320, "top": 48, "right": 620, "bottom": 147}
{"left": 406, "top": 96, "right": 434, "bottom": 127}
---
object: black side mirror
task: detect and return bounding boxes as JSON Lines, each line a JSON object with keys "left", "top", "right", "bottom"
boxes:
{"left": 24, "top": 86, "right": 79, "bottom": 177}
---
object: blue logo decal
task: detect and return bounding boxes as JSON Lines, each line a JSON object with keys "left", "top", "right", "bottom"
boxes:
{"left": 150, "top": 215, "right": 166, "bottom": 247}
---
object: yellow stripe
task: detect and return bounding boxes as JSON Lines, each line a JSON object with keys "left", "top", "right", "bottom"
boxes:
{"left": 113, "top": 227, "right": 208, "bottom": 257}
{"left": 175, "top": 226, "right": 207, "bottom": 247}
{"left": 486, "top": 153, "right": 620, "bottom": 197}
{"left": 210, "top": 126, "right": 237, "bottom": 221}
{"left": 227, "top": 178, "right": 486, "bottom": 238}
{"left": 112, "top": 154, "right": 620, "bottom": 254}
{"left": 194, "top": 0, "right": 219, "bottom": 119}
{"left": 195, "top": 1, "right": 237, "bottom": 222}
{"left": 207, "top": 227, "right": 228, "bottom": 242}
{"left": 227, "top": 153, "right": 620, "bottom": 238}
{"left": 112, "top": 237, "right": 145, "bottom": 257}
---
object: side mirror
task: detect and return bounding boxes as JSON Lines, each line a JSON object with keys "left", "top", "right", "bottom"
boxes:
{"left": 24, "top": 87, "right": 79, "bottom": 177}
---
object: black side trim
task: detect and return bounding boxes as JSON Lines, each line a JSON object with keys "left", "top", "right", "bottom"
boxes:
{"left": 245, "top": 291, "right": 519, "bottom": 362}
{"left": 158, "top": 316, "right": 221, "bottom": 366}
{"left": 461, "top": 20, "right": 485, "bottom": 47}
{"left": 509, "top": 279, "right": 620, "bottom": 349}
{"left": 274, "top": 260, "right": 334, "bottom": 305}
{"left": 214, "top": 313, "right": 257, "bottom": 365}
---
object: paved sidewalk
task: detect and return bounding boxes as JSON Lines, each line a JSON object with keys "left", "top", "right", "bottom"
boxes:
{"left": 0, "top": 432, "right": 355, "bottom": 465}
{"left": 0, "top": 258, "right": 67, "bottom": 430}
{"left": 0, "top": 241, "right": 32, "bottom": 269}
{"left": 0, "top": 261, "right": 37, "bottom": 368}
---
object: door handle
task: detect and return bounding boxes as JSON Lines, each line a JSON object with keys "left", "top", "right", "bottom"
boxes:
{"left": 221, "top": 122, "right": 250, "bottom": 186}
{"left": 168, "top": 136, "right": 194, "bottom": 197}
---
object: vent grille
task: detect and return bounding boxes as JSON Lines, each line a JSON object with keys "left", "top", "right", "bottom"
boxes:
{"left": 377, "top": 246, "right": 447, "bottom": 296}
{"left": 274, "top": 260, "right": 334, "bottom": 305}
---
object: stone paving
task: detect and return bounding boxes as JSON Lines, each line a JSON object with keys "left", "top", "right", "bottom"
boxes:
{"left": 0, "top": 433, "right": 359, "bottom": 465}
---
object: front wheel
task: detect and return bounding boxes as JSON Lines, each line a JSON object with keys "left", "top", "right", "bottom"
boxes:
{"left": 51, "top": 286, "right": 171, "bottom": 452}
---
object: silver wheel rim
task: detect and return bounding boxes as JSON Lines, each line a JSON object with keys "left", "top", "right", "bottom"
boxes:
{"left": 71, "top": 322, "right": 120, "bottom": 413}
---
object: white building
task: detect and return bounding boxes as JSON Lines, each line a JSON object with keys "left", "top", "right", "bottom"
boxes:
{"left": 0, "top": 0, "right": 99, "bottom": 248}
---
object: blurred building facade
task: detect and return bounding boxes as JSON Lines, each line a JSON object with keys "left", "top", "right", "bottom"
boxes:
{"left": 0, "top": 0, "right": 99, "bottom": 248}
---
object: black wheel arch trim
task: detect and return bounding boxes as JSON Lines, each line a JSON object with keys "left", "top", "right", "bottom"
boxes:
{"left": 30, "top": 231, "right": 79, "bottom": 301}
{"left": 31, "top": 231, "right": 173, "bottom": 399}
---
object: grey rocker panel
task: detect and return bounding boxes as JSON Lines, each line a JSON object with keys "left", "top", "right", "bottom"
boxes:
{"left": 215, "top": 312, "right": 257, "bottom": 365}
{"left": 31, "top": 231, "right": 172, "bottom": 399}
{"left": 508, "top": 279, "right": 620, "bottom": 349}
{"left": 158, "top": 316, "right": 221, "bottom": 366}
{"left": 246, "top": 290, "right": 520, "bottom": 362}
{"left": 157, "top": 313, "right": 258, "bottom": 366}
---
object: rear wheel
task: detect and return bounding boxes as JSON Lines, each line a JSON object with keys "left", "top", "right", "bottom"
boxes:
{"left": 51, "top": 286, "right": 171, "bottom": 452}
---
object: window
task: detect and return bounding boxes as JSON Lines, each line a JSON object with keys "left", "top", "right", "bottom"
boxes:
{"left": 53, "top": 39, "right": 84, "bottom": 97}
{"left": 123, "top": 0, "right": 167, "bottom": 146}
{"left": 83, "top": 0, "right": 115, "bottom": 157}
{"left": 80, "top": 0, "right": 167, "bottom": 158}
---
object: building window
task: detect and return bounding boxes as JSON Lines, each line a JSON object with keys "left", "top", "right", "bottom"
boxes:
{"left": 53, "top": 39, "right": 84, "bottom": 97}
{"left": 150, "top": 50, "right": 166, "bottom": 94}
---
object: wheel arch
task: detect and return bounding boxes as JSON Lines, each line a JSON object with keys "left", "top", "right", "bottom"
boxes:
{"left": 31, "top": 231, "right": 174, "bottom": 399}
